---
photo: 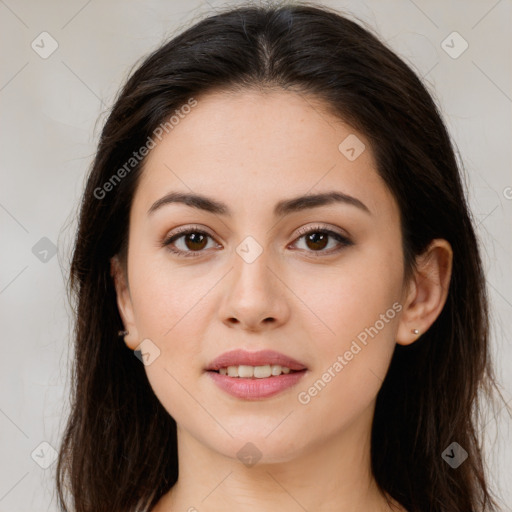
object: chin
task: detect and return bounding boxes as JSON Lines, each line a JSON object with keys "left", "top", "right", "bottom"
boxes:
{"left": 194, "top": 419, "right": 312, "bottom": 465}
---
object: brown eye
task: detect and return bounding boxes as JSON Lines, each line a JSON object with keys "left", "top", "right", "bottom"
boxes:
{"left": 163, "top": 228, "right": 218, "bottom": 258}
{"left": 292, "top": 226, "right": 353, "bottom": 255}
{"left": 303, "top": 231, "right": 329, "bottom": 251}
{"left": 163, "top": 225, "right": 352, "bottom": 259}
{"left": 182, "top": 232, "right": 208, "bottom": 251}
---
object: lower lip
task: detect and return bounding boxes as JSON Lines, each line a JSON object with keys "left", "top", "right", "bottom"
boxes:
{"left": 206, "top": 370, "right": 307, "bottom": 399}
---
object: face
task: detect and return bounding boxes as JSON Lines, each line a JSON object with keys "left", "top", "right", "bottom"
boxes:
{"left": 114, "top": 89, "right": 410, "bottom": 463}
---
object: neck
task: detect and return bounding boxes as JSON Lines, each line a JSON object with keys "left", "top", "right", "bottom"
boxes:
{"left": 155, "top": 403, "right": 401, "bottom": 511}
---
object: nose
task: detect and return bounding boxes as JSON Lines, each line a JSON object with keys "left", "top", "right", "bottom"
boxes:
{"left": 218, "top": 248, "right": 290, "bottom": 332}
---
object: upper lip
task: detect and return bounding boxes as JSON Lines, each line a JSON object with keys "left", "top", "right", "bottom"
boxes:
{"left": 206, "top": 349, "right": 307, "bottom": 371}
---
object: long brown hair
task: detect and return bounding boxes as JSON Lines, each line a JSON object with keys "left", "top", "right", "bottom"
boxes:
{"left": 56, "top": 2, "right": 504, "bottom": 511}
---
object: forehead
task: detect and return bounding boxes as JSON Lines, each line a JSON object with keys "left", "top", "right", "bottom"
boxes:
{"left": 133, "top": 89, "right": 397, "bottom": 221}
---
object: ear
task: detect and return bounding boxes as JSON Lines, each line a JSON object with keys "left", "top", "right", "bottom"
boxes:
{"left": 396, "top": 239, "right": 453, "bottom": 346}
{"left": 110, "top": 255, "right": 140, "bottom": 350}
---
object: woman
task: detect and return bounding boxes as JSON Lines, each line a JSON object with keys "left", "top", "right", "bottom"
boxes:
{"left": 56, "top": 2, "right": 504, "bottom": 511}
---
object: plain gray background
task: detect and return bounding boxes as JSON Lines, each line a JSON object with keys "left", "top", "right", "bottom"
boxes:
{"left": 1, "top": 0, "right": 511, "bottom": 510}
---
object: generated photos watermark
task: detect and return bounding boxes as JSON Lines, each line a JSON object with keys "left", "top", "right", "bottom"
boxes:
{"left": 297, "top": 301, "right": 403, "bottom": 404}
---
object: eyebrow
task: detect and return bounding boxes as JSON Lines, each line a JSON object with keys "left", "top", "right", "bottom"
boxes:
{"left": 147, "top": 190, "right": 371, "bottom": 217}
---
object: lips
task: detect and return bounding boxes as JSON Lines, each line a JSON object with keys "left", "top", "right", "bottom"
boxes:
{"left": 205, "top": 349, "right": 308, "bottom": 399}
{"left": 205, "top": 349, "right": 307, "bottom": 372}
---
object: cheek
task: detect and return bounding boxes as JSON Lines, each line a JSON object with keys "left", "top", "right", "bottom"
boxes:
{"left": 292, "top": 240, "right": 403, "bottom": 411}
{"left": 291, "top": 294, "right": 400, "bottom": 446}
{"left": 128, "top": 249, "right": 210, "bottom": 339}
{"left": 128, "top": 259, "right": 210, "bottom": 425}
{"left": 290, "top": 235, "right": 404, "bottom": 346}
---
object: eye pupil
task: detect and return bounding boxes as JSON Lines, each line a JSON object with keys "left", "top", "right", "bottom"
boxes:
{"left": 306, "top": 232, "right": 328, "bottom": 251}
{"left": 186, "top": 232, "right": 207, "bottom": 251}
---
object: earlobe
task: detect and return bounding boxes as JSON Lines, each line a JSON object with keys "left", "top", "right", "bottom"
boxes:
{"left": 110, "top": 255, "right": 140, "bottom": 350}
{"left": 396, "top": 239, "right": 453, "bottom": 346}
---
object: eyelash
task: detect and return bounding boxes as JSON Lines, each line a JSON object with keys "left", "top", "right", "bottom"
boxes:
{"left": 161, "top": 224, "right": 353, "bottom": 259}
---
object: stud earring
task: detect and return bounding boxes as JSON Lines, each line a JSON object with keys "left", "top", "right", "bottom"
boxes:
{"left": 118, "top": 330, "right": 129, "bottom": 337}
{"left": 411, "top": 328, "right": 419, "bottom": 335}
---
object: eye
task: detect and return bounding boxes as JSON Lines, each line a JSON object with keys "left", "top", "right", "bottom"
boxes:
{"left": 291, "top": 225, "right": 353, "bottom": 256}
{"left": 162, "top": 226, "right": 219, "bottom": 258}
{"left": 162, "top": 224, "right": 353, "bottom": 258}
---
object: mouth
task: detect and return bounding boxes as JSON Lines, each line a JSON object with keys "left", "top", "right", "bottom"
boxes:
{"left": 209, "top": 364, "right": 302, "bottom": 378}
{"left": 205, "top": 349, "right": 308, "bottom": 399}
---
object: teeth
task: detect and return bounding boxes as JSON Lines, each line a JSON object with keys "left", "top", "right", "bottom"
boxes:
{"left": 271, "top": 364, "right": 282, "bottom": 376}
{"left": 254, "top": 365, "right": 271, "bottom": 378}
{"left": 238, "top": 365, "right": 254, "bottom": 378}
{"left": 217, "top": 364, "right": 294, "bottom": 378}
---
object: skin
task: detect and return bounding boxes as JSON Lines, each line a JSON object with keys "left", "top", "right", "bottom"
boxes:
{"left": 111, "top": 89, "right": 453, "bottom": 511}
